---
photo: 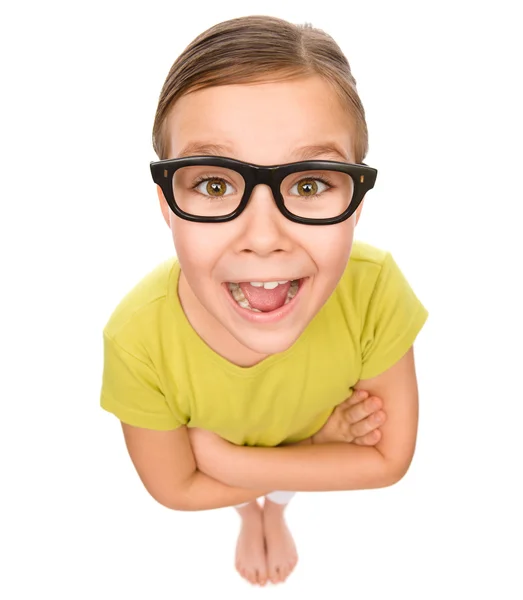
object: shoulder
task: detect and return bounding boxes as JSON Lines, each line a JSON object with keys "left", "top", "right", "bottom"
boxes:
{"left": 332, "top": 239, "right": 427, "bottom": 335}
{"left": 348, "top": 239, "right": 390, "bottom": 267}
{"left": 103, "top": 256, "right": 178, "bottom": 342}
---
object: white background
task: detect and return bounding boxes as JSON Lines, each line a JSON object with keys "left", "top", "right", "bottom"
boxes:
{"left": 2, "top": 0, "right": 522, "bottom": 597}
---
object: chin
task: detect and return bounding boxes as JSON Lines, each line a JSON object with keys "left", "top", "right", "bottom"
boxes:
{"left": 230, "top": 328, "right": 303, "bottom": 356}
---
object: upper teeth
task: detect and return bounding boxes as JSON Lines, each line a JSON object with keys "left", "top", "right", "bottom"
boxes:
{"left": 249, "top": 280, "right": 289, "bottom": 289}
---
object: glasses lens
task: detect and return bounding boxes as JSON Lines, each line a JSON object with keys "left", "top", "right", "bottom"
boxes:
{"left": 281, "top": 169, "right": 354, "bottom": 219}
{"left": 172, "top": 165, "right": 245, "bottom": 217}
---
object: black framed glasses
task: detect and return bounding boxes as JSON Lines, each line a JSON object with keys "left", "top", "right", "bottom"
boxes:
{"left": 150, "top": 155, "right": 377, "bottom": 225}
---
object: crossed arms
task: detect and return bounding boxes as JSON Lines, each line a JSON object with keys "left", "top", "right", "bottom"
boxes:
{"left": 121, "top": 346, "right": 419, "bottom": 511}
{"left": 187, "top": 346, "right": 419, "bottom": 493}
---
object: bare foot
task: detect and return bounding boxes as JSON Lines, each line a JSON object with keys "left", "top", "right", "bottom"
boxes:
{"left": 262, "top": 498, "right": 299, "bottom": 584}
{"left": 234, "top": 501, "right": 268, "bottom": 586}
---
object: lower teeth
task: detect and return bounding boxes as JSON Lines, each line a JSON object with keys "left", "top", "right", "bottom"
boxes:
{"left": 227, "top": 280, "right": 300, "bottom": 312}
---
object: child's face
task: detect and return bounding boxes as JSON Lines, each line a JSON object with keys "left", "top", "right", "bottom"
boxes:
{"left": 158, "top": 75, "right": 364, "bottom": 356}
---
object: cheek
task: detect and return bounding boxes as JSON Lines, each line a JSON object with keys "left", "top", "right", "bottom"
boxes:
{"left": 308, "top": 223, "right": 354, "bottom": 266}
{"left": 172, "top": 223, "right": 230, "bottom": 270}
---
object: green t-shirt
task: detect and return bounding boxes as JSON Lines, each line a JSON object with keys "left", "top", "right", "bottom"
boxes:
{"left": 100, "top": 240, "right": 428, "bottom": 447}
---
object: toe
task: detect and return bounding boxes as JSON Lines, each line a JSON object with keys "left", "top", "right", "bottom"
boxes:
{"left": 282, "top": 566, "right": 291, "bottom": 581}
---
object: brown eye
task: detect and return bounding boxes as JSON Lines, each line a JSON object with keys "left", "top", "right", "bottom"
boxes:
{"left": 297, "top": 179, "right": 318, "bottom": 196}
{"left": 290, "top": 178, "right": 329, "bottom": 197}
{"left": 203, "top": 178, "right": 228, "bottom": 196}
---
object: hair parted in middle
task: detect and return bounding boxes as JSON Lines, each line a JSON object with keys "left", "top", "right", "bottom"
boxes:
{"left": 152, "top": 15, "right": 369, "bottom": 164}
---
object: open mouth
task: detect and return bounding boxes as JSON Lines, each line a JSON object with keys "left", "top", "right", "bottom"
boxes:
{"left": 226, "top": 279, "right": 303, "bottom": 313}
{"left": 221, "top": 277, "right": 309, "bottom": 324}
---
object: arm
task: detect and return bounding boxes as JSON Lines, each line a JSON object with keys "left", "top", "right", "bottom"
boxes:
{"left": 192, "top": 346, "right": 419, "bottom": 492}
{"left": 120, "top": 422, "right": 271, "bottom": 511}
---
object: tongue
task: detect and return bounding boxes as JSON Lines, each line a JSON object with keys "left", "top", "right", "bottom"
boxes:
{"left": 239, "top": 281, "right": 292, "bottom": 312}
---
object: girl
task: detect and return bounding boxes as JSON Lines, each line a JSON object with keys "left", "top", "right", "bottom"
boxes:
{"left": 101, "top": 14, "right": 428, "bottom": 587}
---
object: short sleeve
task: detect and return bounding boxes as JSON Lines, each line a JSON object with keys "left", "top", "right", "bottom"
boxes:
{"left": 100, "top": 332, "right": 185, "bottom": 430}
{"left": 359, "top": 252, "right": 428, "bottom": 380}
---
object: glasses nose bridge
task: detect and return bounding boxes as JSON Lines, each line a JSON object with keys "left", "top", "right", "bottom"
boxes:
{"left": 250, "top": 164, "right": 279, "bottom": 199}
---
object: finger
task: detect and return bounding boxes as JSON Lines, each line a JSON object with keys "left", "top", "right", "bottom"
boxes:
{"left": 353, "top": 429, "right": 382, "bottom": 446}
{"left": 348, "top": 409, "right": 386, "bottom": 437}
{"left": 345, "top": 396, "right": 383, "bottom": 423}
{"left": 343, "top": 389, "right": 370, "bottom": 408}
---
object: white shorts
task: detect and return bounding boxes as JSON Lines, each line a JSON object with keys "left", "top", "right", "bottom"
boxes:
{"left": 235, "top": 490, "right": 296, "bottom": 508}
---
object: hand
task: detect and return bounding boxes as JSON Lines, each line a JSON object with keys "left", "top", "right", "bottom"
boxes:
{"left": 187, "top": 427, "right": 233, "bottom": 476}
{"left": 311, "top": 389, "right": 386, "bottom": 445}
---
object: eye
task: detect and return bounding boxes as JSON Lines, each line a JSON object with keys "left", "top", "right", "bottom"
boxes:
{"left": 289, "top": 177, "right": 330, "bottom": 197}
{"left": 194, "top": 177, "right": 236, "bottom": 197}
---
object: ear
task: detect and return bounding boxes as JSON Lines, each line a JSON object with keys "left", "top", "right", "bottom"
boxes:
{"left": 157, "top": 185, "right": 171, "bottom": 228}
{"left": 354, "top": 199, "right": 365, "bottom": 226}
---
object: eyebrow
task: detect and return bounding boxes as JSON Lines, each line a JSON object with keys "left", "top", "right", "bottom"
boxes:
{"left": 177, "top": 141, "right": 352, "bottom": 163}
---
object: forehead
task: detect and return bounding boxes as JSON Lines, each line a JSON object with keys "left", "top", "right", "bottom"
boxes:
{"left": 165, "top": 75, "right": 355, "bottom": 163}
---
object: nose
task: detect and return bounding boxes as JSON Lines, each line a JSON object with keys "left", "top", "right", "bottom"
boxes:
{"left": 236, "top": 183, "right": 291, "bottom": 255}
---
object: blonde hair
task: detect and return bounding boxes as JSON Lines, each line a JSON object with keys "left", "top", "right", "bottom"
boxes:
{"left": 152, "top": 15, "right": 369, "bottom": 163}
